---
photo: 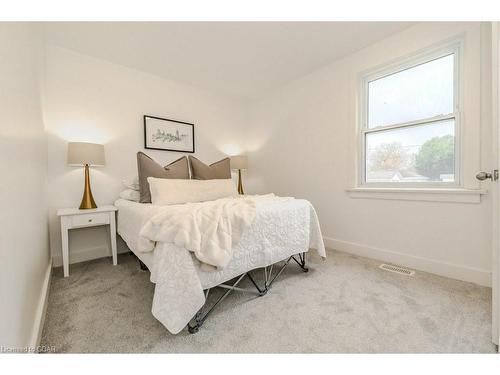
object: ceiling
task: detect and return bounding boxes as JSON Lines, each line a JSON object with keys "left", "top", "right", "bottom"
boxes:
{"left": 43, "top": 22, "right": 414, "bottom": 100}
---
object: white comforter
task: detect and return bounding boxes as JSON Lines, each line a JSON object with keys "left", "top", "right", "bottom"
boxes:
{"left": 139, "top": 194, "right": 291, "bottom": 269}
{"left": 126, "top": 195, "right": 326, "bottom": 334}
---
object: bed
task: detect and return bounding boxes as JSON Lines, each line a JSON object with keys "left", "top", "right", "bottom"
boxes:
{"left": 115, "top": 196, "right": 326, "bottom": 334}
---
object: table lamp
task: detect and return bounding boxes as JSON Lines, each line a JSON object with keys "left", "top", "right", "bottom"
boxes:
{"left": 67, "top": 142, "right": 105, "bottom": 209}
{"left": 230, "top": 155, "right": 248, "bottom": 195}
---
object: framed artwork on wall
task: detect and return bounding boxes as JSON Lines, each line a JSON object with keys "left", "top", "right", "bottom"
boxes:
{"left": 143, "top": 115, "right": 195, "bottom": 153}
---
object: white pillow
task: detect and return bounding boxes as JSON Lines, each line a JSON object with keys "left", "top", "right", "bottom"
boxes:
{"left": 122, "top": 175, "right": 140, "bottom": 191}
{"left": 148, "top": 178, "right": 238, "bottom": 205}
{"left": 119, "top": 189, "right": 140, "bottom": 202}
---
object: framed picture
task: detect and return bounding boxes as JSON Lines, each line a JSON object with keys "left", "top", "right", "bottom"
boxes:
{"left": 144, "top": 115, "right": 195, "bottom": 153}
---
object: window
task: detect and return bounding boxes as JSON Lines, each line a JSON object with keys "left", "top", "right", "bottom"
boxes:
{"left": 360, "top": 43, "right": 461, "bottom": 187}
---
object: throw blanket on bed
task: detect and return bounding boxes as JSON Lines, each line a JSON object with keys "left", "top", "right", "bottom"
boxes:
{"left": 139, "top": 194, "right": 291, "bottom": 268}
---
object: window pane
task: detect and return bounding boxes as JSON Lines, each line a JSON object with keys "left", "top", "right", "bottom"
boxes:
{"left": 368, "top": 54, "right": 454, "bottom": 128}
{"left": 365, "top": 120, "right": 455, "bottom": 183}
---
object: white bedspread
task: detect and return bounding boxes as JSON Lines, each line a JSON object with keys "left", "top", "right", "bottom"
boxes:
{"left": 115, "top": 197, "right": 326, "bottom": 334}
{"left": 139, "top": 194, "right": 294, "bottom": 269}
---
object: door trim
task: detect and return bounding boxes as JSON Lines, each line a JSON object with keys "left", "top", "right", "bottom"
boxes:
{"left": 491, "top": 21, "right": 499, "bottom": 347}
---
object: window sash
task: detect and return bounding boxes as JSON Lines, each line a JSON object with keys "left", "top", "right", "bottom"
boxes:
{"left": 361, "top": 116, "right": 459, "bottom": 187}
{"left": 363, "top": 112, "right": 456, "bottom": 136}
{"left": 366, "top": 53, "right": 456, "bottom": 129}
{"left": 359, "top": 40, "right": 462, "bottom": 188}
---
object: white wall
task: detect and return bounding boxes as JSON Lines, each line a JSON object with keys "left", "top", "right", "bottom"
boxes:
{"left": 245, "top": 22, "right": 493, "bottom": 286}
{"left": 0, "top": 23, "right": 50, "bottom": 347}
{"left": 43, "top": 46, "right": 248, "bottom": 265}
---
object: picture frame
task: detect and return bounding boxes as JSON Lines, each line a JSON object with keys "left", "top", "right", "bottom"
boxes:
{"left": 143, "top": 115, "right": 195, "bottom": 153}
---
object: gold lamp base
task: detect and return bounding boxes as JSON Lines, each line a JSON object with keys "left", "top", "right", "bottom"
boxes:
{"left": 79, "top": 164, "right": 97, "bottom": 209}
{"left": 237, "top": 169, "right": 244, "bottom": 195}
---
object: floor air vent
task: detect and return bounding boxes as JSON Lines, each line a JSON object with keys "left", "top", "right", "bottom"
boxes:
{"left": 379, "top": 263, "right": 415, "bottom": 276}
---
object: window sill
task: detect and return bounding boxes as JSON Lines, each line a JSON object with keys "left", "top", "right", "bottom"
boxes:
{"left": 346, "top": 187, "right": 488, "bottom": 203}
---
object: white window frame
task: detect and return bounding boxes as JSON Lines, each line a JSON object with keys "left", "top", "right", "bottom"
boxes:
{"left": 358, "top": 40, "right": 463, "bottom": 189}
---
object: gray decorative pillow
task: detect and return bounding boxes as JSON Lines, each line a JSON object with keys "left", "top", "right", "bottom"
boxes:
{"left": 188, "top": 156, "right": 231, "bottom": 180}
{"left": 137, "top": 152, "right": 190, "bottom": 203}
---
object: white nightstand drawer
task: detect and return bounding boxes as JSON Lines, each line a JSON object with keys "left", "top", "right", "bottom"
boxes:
{"left": 71, "top": 212, "right": 109, "bottom": 228}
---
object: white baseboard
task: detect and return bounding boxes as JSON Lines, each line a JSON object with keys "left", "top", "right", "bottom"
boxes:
{"left": 52, "top": 245, "right": 129, "bottom": 267}
{"left": 324, "top": 236, "right": 491, "bottom": 287}
{"left": 30, "top": 263, "right": 52, "bottom": 349}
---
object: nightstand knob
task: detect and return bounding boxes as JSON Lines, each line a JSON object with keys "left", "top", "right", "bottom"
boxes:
{"left": 88, "top": 219, "right": 92, "bottom": 222}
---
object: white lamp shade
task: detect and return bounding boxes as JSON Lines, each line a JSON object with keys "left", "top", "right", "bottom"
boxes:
{"left": 230, "top": 155, "right": 248, "bottom": 170}
{"left": 67, "top": 142, "right": 105, "bottom": 166}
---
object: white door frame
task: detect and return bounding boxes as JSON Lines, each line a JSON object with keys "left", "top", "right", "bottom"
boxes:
{"left": 492, "top": 21, "right": 499, "bottom": 347}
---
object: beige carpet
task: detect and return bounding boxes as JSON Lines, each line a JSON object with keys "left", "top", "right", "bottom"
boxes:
{"left": 40, "top": 249, "right": 496, "bottom": 353}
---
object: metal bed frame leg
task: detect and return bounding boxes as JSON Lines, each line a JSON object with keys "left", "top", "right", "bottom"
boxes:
{"left": 291, "top": 252, "right": 309, "bottom": 272}
{"left": 247, "top": 272, "right": 267, "bottom": 296}
{"left": 188, "top": 273, "right": 247, "bottom": 333}
{"left": 131, "top": 252, "right": 149, "bottom": 271}
{"left": 138, "top": 259, "right": 148, "bottom": 271}
{"left": 187, "top": 251, "right": 309, "bottom": 334}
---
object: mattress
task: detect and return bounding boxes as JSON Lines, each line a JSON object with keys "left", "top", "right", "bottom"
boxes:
{"left": 115, "top": 198, "right": 161, "bottom": 269}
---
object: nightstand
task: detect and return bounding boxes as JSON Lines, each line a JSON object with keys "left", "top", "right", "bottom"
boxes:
{"left": 57, "top": 205, "right": 118, "bottom": 277}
